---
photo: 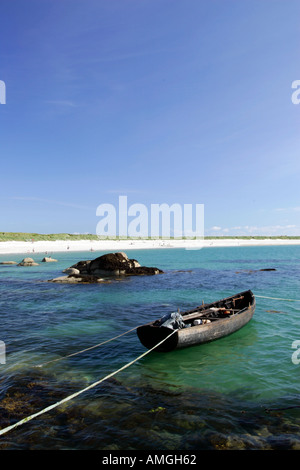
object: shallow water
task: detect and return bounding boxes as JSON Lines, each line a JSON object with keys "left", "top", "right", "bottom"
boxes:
{"left": 0, "top": 245, "right": 299, "bottom": 449}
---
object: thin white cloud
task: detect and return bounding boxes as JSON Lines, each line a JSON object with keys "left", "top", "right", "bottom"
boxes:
{"left": 206, "top": 224, "right": 299, "bottom": 236}
{"left": 45, "top": 100, "right": 77, "bottom": 107}
{"left": 11, "top": 196, "right": 91, "bottom": 211}
{"left": 105, "top": 189, "right": 144, "bottom": 194}
{"left": 275, "top": 207, "right": 300, "bottom": 212}
{"left": 91, "top": 46, "right": 179, "bottom": 64}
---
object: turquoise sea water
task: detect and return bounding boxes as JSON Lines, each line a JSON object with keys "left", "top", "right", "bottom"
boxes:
{"left": 0, "top": 245, "right": 299, "bottom": 450}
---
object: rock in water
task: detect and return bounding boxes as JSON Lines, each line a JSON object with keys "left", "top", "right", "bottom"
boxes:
{"left": 78, "top": 252, "right": 162, "bottom": 276}
{"left": 50, "top": 274, "right": 104, "bottom": 284}
{"left": 69, "top": 260, "right": 91, "bottom": 273}
{"left": 18, "top": 257, "right": 39, "bottom": 266}
{"left": 49, "top": 252, "right": 163, "bottom": 283}
{"left": 62, "top": 267, "right": 80, "bottom": 275}
{"left": 41, "top": 257, "right": 58, "bottom": 262}
{"left": 259, "top": 268, "right": 276, "bottom": 271}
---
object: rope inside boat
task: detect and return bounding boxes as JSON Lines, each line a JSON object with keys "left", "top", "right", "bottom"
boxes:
{"left": 256, "top": 295, "right": 300, "bottom": 302}
{"left": 35, "top": 325, "right": 140, "bottom": 368}
{"left": 0, "top": 329, "right": 178, "bottom": 437}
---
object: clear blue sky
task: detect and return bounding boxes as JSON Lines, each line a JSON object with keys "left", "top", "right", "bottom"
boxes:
{"left": 0, "top": 0, "right": 299, "bottom": 236}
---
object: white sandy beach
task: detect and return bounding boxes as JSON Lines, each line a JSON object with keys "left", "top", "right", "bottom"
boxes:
{"left": 0, "top": 238, "right": 300, "bottom": 255}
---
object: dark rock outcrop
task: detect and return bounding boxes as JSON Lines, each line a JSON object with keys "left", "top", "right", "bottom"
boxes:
{"left": 69, "top": 260, "right": 91, "bottom": 272}
{"left": 259, "top": 268, "right": 276, "bottom": 271}
{"left": 49, "top": 252, "right": 163, "bottom": 283}
{"left": 69, "top": 252, "right": 163, "bottom": 277}
{"left": 50, "top": 253, "right": 163, "bottom": 284}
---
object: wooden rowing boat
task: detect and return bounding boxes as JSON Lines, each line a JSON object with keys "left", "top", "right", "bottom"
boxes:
{"left": 137, "top": 290, "right": 255, "bottom": 352}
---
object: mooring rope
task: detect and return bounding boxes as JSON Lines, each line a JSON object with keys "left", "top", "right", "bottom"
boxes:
{"left": 35, "top": 325, "right": 140, "bottom": 368}
{"left": 30, "top": 295, "right": 300, "bottom": 368}
{"left": 0, "top": 329, "right": 178, "bottom": 437}
{"left": 256, "top": 295, "right": 300, "bottom": 302}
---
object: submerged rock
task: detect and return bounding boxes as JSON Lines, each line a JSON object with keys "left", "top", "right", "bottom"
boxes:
{"left": 0, "top": 261, "right": 17, "bottom": 265}
{"left": 236, "top": 268, "right": 277, "bottom": 274}
{"left": 18, "top": 257, "right": 39, "bottom": 266}
{"left": 259, "top": 268, "right": 276, "bottom": 271}
{"left": 50, "top": 274, "right": 106, "bottom": 284}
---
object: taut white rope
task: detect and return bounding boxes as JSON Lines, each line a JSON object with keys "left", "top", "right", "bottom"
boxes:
{"left": 35, "top": 326, "right": 140, "bottom": 368}
{"left": 0, "top": 329, "right": 178, "bottom": 437}
{"left": 256, "top": 295, "right": 300, "bottom": 302}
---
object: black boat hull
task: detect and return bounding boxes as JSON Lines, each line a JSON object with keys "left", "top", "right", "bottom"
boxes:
{"left": 137, "top": 290, "right": 255, "bottom": 352}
